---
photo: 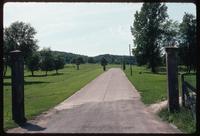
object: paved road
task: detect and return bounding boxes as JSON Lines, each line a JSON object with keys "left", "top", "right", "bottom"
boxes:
{"left": 7, "top": 68, "right": 181, "bottom": 133}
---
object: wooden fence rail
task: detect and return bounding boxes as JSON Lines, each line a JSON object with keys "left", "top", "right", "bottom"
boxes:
{"left": 181, "top": 73, "right": 196, "bottom": 119}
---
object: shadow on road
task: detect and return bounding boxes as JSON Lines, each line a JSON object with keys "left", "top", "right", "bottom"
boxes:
{"left": 19, "top": 122, "right": 46, "bottom": 131}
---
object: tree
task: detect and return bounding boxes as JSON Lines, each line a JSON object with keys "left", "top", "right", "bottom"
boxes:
{"left": 131, "top": 3, "right": 168, "bottom": 73}
{"left": 160, "top": 19, "right": 180, "bottom": 47}
{"left": 178, "top": 13, "right": 196, "bottom": 72}
{"left": 54, "top": 54, "right": 65, "bottom": 74}
{"left": 26, "top": 52, "right": 40, "bottom": 76}
{"left": 70, "top": 58, "right": 76, "bottom": 64}
{"left": 3, "top": 21, "right": 38, "bottom": 76}
{"left": 122, "top": 59, "right": 126, "bottom": 70}
{"left": 4, "top": 21, "right": 38, "bottom": 63}
{"left": 40, "top": 48, "right": 55, "bottom": 76}
{"left": 75, "top": 57, "right": 84, "bottom": 70}
{"left": 101, "top": 57, "right": 108, "bottom": 71}
{"left": 88, "top": 57, "right": 95, "bottom": 63}
{"left": 157, "top": 19, "right": 180, "bottom": 66}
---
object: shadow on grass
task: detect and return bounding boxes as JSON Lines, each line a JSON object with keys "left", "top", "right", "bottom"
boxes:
{"left": 25, "top": 73, "right": 64, "bottom": 77}
{"left": 3, "top": 81, "right": 51, "bottom": 86}
{"left": 140, "top": 71, "right": 166, "bottom": 75}
{"left": 48, "top": 73, "right": 64, "bottom": 76}
{"left": 19, "top": 122, "right": 46, "bottom": 131}
{"left": 25, "top": 75, "right": 47, "bottom": 77}
{"left": 3, "top": 76, "right": 11, "bottom": 79}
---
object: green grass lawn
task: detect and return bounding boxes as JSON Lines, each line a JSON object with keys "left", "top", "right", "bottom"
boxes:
{"left": 4, "top": 64, "right": 112, "bottom": 130}
{"left": 124, "top": 65, "right": 193, "bottom": 105}
{"left": 124, "top": 65, "right": 196, "bottom": 133}
{"left": 124, "top": 66, "right": 167, "bottom": 105}
{"left": 184, "top": 73, "right": 196, "bottom": 88}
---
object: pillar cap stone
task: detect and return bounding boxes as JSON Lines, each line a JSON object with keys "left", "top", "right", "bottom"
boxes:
{"left": 10, "top": 50, "right": 23, "bottom": 56}
{"left": 10, "top": 50, "right": 22, "bottom": 53}
{"left": 165, "top": 46, "right": 178, "bottom": 53}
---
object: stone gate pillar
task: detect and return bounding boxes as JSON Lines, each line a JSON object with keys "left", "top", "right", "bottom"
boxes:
{"left": 165, "top": 47, "right": 180, "bottom": 112}
{"left": 10, "top": 50, "right": 26, "bottom": 124}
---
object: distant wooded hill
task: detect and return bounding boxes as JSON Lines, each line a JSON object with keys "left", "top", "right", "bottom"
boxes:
{"left": 49, "top": 51, "right": 136, "bottom": 65}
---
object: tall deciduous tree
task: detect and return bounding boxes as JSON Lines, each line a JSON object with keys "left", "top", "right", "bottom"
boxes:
{"left": 122, "top": 58, "right": 126, "bottom": 70}
{"left": 161, "top": 19, "right": 180, "bottom": 47}
{"left": 131, "top": 3, "right": 168, "bottom": 73}
{"left": 54, "top": 54, "right": 65, "bottom": 74}
{"left": 3, "top": 21, "right": 38, "bottom": 76}
{"left": 101, "top": 57, "right": 108, "bottom": 71}
{"left": 40, "top": 48, "right": 55, "bottom": 76}
{"left": 26, "top": 52, "right": 40, "bottom": 76}
{"left": 75, "top": 57, "right": 84, "bottom": 70}
{"left": 4, "top": 21, "right": 38, "bottom": 63}
{"left": 178, "top": 13, "right": 196, "bottom": 72}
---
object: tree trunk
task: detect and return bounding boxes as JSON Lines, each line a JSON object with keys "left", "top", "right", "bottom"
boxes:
{"left": 151, "top": 66, "right": 156, "bottom": 73}
{"left": 56, "top": 69, "right": 58, "bottom": 74}
{"left": 123, "top": 63, "right": 126, "bottom": 70}
{"left": 103, "top": 66, "right": 106, "bottom": 71}
{"left": 31, "top": 71, "right": 34, "bottom": 76}
{"left": 46, "top": 71, "right": 48, "bottom": 76}
{"left": 150, "top": 57, "right": 156, "bottom": 73}
{"left": 3, "top": 63, "right": 7, "bottom": 77}
{"left": 77, "top": 65, "right": 79, "bottom": 70}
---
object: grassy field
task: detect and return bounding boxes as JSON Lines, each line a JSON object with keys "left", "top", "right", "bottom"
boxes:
{"left": 124, "top": 66, "right": 167, "bottom": 105}
{"left": 3, "top": 64, "right": 113, "bottom": 130}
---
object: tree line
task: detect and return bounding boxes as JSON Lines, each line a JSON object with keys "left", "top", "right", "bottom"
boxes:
{"left": 3, "top": 21, "right": 65, "bottom": 76}
{"left": 3, "top": 21, "right": 113, "bottom": 76}
{"left": 131, "top": 3, "right": 196, "bottom": 73}
{"left": 3, "top": 21, "right": 135, "bottom": 76}
{"left": 53, "top": 51, "right": 135, "bottom": 65}
{"left": 28, "top": 48, "right": 65, "bottom": 76}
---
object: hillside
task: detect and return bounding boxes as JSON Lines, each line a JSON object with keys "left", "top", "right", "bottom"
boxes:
{"left": 51, "top": 51, "right": 136, "bottom": 64}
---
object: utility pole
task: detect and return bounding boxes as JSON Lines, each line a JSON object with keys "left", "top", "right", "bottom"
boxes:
{"left": 129, "top": 44, "right": 133, "bottom": 76}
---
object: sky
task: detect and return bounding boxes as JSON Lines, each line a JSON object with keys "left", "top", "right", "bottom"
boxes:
{"left": 3, "top": 3, "right": 196, "bottom": 57}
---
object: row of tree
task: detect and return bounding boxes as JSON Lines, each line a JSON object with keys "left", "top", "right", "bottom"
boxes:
{"left": 3, "top": 21, "right": 134, "bottom": 76}
{"left": 131, "top": 3, "right": 196, "bottom": 73}
{"left": 3, "top": 21, "right": 109, "bottom": 75}
{"left": 54, "top": 51, "right": 135, "bottom": 65}
{"left": 3, "top": 21, "right": 67, "bottom": 76}
{"left": 27, "top": 48, "right": 65, "bottom": 76}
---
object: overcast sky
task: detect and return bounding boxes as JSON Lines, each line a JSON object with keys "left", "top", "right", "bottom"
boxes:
{"left": 4, "top": 3, "right": 196, "bottom": 56}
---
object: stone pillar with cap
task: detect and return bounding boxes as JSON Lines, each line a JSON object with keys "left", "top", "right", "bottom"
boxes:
{"left": 10, "top": 50, "right": 26, "bottom": 124}
{"left": 165, "top": 46, "right": 180, "bottom": 112}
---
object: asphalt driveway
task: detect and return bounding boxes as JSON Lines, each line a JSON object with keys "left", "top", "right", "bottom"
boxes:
{"left": 7, "top": 68, "right": 181, "bottom": 133}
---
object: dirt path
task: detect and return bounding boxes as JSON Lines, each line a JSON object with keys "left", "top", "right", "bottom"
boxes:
{"left": 7, "top": 68, "right": 181, "bottom": 133}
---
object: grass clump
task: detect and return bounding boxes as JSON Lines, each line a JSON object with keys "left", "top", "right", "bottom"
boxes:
{"left": 158, "top": 107, "right": 196, "bottom": 133}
